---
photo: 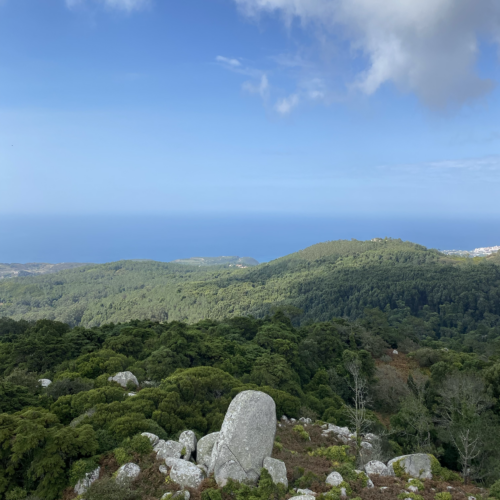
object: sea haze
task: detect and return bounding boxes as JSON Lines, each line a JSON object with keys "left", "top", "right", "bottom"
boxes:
{"left": 1, "top": 215, "right": 499, "bottom": 264}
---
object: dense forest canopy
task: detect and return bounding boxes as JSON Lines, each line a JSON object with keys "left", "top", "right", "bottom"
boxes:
{"left": 1, "top": 239, "right": 500, "bottom": 356}
{"left": 2, "top": 311, "right": 500, "bottom": 499}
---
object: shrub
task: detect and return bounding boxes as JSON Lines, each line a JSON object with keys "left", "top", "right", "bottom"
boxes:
{"left": 84, "top": 477, "right": 141, "bottom": 500}
{"left": 201, "top": 490, "right": 222, "bottom": 500}
{"left": 122, "top": 434, "right": 153, "bottom": 455}
{"left": 5, "top": 488, "right": 28, "bottom": 500}
{"left": 434, "top": 493, "right": 452, "bottom": 500}
{"left": 69, "top": 457, "right": 100, "bottom": 487}
{"left": 293, "top": 425, "right": 310, "bottom": 441}
{"left": 490, "top": 479, "right": 500, "bottom": 499}
{"left": 113, "top": 447, "right": 132, "bottom": 465}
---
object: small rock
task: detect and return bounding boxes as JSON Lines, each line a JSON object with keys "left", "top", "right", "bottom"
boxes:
{"left": 296, "top": 489, "right": 316, "bottom": 496}
{"left": 290, "top": 418, "right": 297, "bottom": 423}
{"left": 393, "top": 350, "right": 399, "bottom": 355}
{"left": 127, "top": 392, "right": 137, "bottom": 397}
{"left": 116, "top": 463, "right": 141, "bottom": 482}
{"left": 468, "top": 496, "right": 476, "bottom": 500}
{"left": 263, "top": 457, "right": 288, "bottom": 488}
{"left": 299, "top": 417, "right": 312, "bottom": 424}
{"left": 108, "top": 371, "right": 139, "bottom": 388}
{"left": 340, "top": 487, "right": 347, "bottom": 497}
{"left": 141, "top": 432, "right": 160, "bottom": 447}
{"left": 74, "top": 467, "right": 100, "bottom": 495}
{"left": 380, "top": 487, "right": 389, "bottom": 491}
{"left": 293, "top": 496, "right": 315, "bottom": 500}
{"left": 38, "top": 379, "right": 52, "bottom": 387}
{"left": 196, "top": 432, "right": 219, "bottom": 470}
{"left": 161, "top": 492, "right": 190, "bottom": 500}
{"left": 281, "top": 415, "right": 289, "bottom": 422}
{"left": 159, "top": 465, "right": 168, "bottom": 474}
{"left": 408, "top": 485, "right": 419, "bottom": 492}
{"left": 169, "top": 459, "right": 205, "bottom": 489}
{"left": 326, "top": 471, "right": 343, "bottom": 487}
{"left": 447, "top": 486, "right": 453, "bottom": 490}
{"left": 361, "top": 441, "right": 373, "bottom": 450}
{"left": 154, "top": 440, "right": 184, "bottom": 460}
{"left": 179, "top": 430, "right": 197, "bottom": 461}
{"left": 365, "top": 460, "right": 390, "bottom": 476}
{"left": 363, "top": 433, "right": 379, "bottom": 442}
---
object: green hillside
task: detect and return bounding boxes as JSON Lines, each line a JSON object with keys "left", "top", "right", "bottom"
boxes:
{"left": 1, "top": 239, "right": 499, "bottom": 353}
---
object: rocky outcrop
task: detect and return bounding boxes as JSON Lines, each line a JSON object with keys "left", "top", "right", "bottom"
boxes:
{"left": 365, "top": 460, "right": 390, "bottom": 476}
{"left": 387, "top": 454, "right": 433, "bottom": 479}
{"left": 210, "top": 390, "right": 276, "bottom": 486}
{"left": 116, "top": 463, "right": 141, "bottom": 482}
{"left": 179, "top": 430, "right": 197, "bottom": 461}
{"left": 154, "top": 440, "right": 184, "bottom": 460}
{"left": 74, "top": 467, "right": 100, "bottom": 495}
{"left": 108, "top": 371, "right": 138, "bottom": 388}
{"left": 38, "top": 379, "right": 52, "bottom": 387}
{"left": 141, "top": 432, "right": 160, "bottom": 447}
{"left": 197, "top": 432, "right": 219, "bottom": 471}
{"left": 293, "top": 496, "right": 316, "bottom": 500}
{"left": 263, "top": 457, "right": 288, "bottom": 488}
{"left": 326, "top": 471, "right": 343, "bottom": 487}
{"left": 168, "top": 459, "right": 206, "bottom": 489}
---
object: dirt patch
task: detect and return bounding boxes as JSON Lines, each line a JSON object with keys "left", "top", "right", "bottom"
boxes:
{"left": 376, "top": 350, "right": 419, "bottom": 381}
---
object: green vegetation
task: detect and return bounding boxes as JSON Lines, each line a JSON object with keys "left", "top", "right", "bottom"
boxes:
{"left": 1, "top": 239, "right": 500, "bottom": 357}
{"left": 1, "top": 307, "right": 500, "bottom": 499}
{"left": 2, "top": 238, "right": 500, "bottom": 498}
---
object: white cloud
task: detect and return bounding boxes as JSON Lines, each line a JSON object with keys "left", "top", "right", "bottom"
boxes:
{"left": 66, "top": 0, "right": 149, "bottom": 12}
{"left": 242, "top": 74, "right": 269, "bottom": 98}
{"left": 275, "top": 94, "right": 299, "bottom": 114}
{"left": 216, "top": 56, "right": 242, "bottom": 67}
{"left": 233, "top": 0, "right": 500, "bottom": 108}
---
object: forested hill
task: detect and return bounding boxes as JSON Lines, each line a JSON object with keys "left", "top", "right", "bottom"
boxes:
{"left": 0, "top": 239, "right": 500, "bottom": 351}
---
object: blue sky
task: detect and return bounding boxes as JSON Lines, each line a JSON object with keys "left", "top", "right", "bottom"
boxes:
{"left": 1, "top": 0, "right": 500, "bottom": 218}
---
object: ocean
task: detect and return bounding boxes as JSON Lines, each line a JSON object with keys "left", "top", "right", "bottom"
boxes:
{"left": 1, "top": 214, "right": 499, "bottom": 264}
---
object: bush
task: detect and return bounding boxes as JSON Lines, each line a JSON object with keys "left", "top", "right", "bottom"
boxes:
{"left": 84, "top": 477, "right": 141, "bottom": 500}
{"left": 69, "top": 457, "right": 100, "bottom": 487}
{"left": 113, "top": 447, "right": 132, "bottom": 465}
{"left": 5, "top": 488, "right": 28, "bottom": 500}
{"left": 122, "top": 434, "right": 153, "bottom": 455}
{"left": 490, "top": 479, "right": 500, "bottom": 499}
{"left": 434, "top": 493, "right": 452, "bottom": 500}
{"left": 293, "top": 425, "right": 310, "bottom": 441}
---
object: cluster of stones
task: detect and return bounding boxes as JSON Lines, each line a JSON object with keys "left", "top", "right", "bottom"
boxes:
{"left": 73, "top": 381, "right": 441, "bottom": 500}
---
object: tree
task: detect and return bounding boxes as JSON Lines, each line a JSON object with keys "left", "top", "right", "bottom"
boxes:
{"left": 344, "top": 358, "right": 371, "bottom": 463}
{"left": 438, "top": 372, "right": 492, "bottom": 484}
{"left": 390, "top": 371, "right": 433, "bottom": 453}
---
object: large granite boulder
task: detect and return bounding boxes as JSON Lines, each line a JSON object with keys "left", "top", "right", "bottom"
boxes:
{"left": 116, "top": 463, "right": 141, "bottom": 482}
{"left": 154, "top": 440, "right": 184, "bottom": 460}
{"left": 169, "top": 459, "right": 206, "bottom": 489}
{"left": 387, "top": 454, "right": 433, "bottom": 479}
{"left": 263, "top": 457, "right": 288, "bottom": 488}
{"left": 197, "top": 432, "right": 219, "bottom": 471}
{"left": 365, "top": 460, "right": 390, "bottom": 476}
{"left": 38, "top": 379, "right": 52, "bottom": 388}
{"left": 108, "top": 371, "right": 138, "bottom": 388}
{"left": 141, "top": 432, "right": 160, "bottom": 447}
{"left": 210, "top": 390, "right": 276, "bottom": 486}
{"left": 179, "top": 430, "right": 197, "bottom": 461}
{"left": 74, "top": 467, "right": 100, "bottom": 495}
